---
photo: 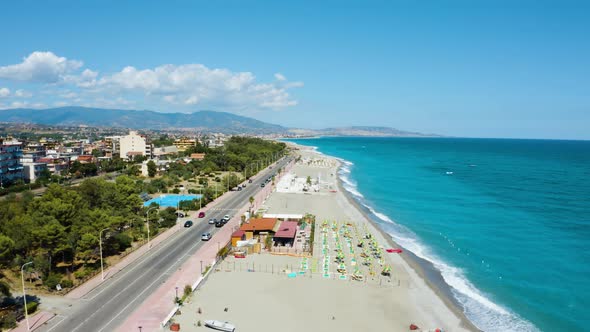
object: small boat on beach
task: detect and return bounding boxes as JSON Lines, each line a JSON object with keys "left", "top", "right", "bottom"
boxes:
{"left": 204, "top": 320, "right": 236, "bottom": 332}
{"left": 386, "top": 248, "right": 403, "bottom": 253}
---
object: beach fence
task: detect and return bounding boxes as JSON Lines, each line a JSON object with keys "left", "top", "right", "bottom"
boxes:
{"left": 216, "top": 258, "right": 404, "bottom": 289}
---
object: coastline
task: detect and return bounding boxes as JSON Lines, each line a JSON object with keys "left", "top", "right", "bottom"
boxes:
{"left": 292, "top": 142, "right": 481, "bottom": 331}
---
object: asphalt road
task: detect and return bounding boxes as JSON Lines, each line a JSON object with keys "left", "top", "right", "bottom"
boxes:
{"left": 36, "top": 157, "right": 291, "bottom": 332}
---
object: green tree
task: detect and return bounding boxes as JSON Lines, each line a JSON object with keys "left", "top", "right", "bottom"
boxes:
{"left": 306, "top": 176, "right": 312, "bottom": 186}
{"left": 0, "top": 235, "right": 15, "bottom": 267}
{"left": 147, "top": 160, "right": 157, "bottom": 177}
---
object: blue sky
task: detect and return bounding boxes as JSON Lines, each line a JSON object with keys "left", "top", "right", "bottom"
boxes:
{"left": 0, "top": 0, "right": 589, "bottom": 139}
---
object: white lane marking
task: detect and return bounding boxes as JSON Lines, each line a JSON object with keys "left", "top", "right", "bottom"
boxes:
{"left": 84, "top": 229, "right": 184, "bottom": 301}
{"left": 43, "top": 314, "right": 67, "bottom": 332}
{"left": 71, "top": 233, "right": 200, "bottom": 332}
{"left": 97, "top": 240, "right": 202, "bottom": 332}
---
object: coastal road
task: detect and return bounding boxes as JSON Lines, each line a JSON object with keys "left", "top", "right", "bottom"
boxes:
{"left": 36, "top": 157, "right": 291, "bottom": 332}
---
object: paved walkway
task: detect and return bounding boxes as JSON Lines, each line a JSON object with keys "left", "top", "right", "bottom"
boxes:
{"left": 115, "top": 160, "right": 294, "bottom": 332}
{"left": 11, "top": 311, "right": 55, "bottom": 332}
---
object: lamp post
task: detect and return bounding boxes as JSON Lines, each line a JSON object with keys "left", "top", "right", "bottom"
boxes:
{"left": 138, "top": 326, "right": 142, "bottom": 332}
{"left": 175, "top": 286, "right": 179, "bottom": 302}
{"left": 145, "top": 206, "right": 158, "bottom": 250}
{"left": 99, "top": 227, "right": 110, "bottom": 281}
{"left": 21, "top": 261, "right": 33, "bottom": 331}
{"left": 200, "top": 260, "right": 203, "bottom": 274}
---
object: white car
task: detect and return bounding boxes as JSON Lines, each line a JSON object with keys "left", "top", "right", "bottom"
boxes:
{"left": 223, "top": 215, "right": 230, "bottom": 220}
{"left": 201, "top": 233, "right": 212, "bottom": 241}
{"left": 208, "top": 218, "right": 215, "bottom": 224}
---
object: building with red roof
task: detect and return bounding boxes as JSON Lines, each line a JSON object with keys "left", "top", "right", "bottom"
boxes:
{"left": 273, "top": 221, "right": 299, "bottom": 247}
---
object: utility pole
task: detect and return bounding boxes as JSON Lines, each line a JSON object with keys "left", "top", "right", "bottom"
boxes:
{"left": 100, "top": 228, "right": 110, "bottom": 280}
{"left": 21, "top": 261, "right": 33, "bottom": 331}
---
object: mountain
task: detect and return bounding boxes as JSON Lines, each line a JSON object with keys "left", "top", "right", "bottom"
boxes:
{"left": 0, "top": 106, "right": 435, "bottom": 136}
{"left": 0, "top": 107, "right": 287, "bottom": 134}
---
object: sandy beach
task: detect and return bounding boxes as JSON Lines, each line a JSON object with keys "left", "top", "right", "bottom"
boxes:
{"left": 174, "top": 144, "right": 478, "bottom": 332}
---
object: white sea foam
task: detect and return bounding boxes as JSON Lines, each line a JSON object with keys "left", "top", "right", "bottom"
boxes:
{"left": 334, "top": 155, "right": 539, "bottom": 332}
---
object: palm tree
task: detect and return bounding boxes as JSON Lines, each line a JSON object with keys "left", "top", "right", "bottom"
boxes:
{"left": 249, "top": 196, "right": 255, "bottom": 214}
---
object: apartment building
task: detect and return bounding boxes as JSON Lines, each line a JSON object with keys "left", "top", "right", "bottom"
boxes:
{"left": 0, "top": 137, "right": 24, "bottom": 187}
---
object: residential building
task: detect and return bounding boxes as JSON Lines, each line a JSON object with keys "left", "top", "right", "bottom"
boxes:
{"left": 189, "top": 153, "right": 206, "bottom": 160}
{"left": 22, "top": 162, "right": 48, "bottom": 183}
{"left": 0, "top": 137, "right": 24, "bottom": 187}
{"left": 119, "top": 131, "right": 152, "bottom": 159}
{"left": 153, "top": 145, "right": 178, "bottom": 158}
{"left": 104, "top": 136, "right": 122, "bottom": 158}
{"left": 173, "top": 137, "right": 197, "bottom": 151}
{"left": 38, "top": 157, "right": 69, "bottom": 175}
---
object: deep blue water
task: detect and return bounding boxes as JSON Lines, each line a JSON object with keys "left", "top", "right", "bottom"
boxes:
{"left": 287, "top": 137, "right": 590, "bottom": 332}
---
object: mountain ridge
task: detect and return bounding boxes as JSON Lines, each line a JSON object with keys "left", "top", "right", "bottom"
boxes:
{"left": 0, "top": 106, "right": 434, "bottom": 137}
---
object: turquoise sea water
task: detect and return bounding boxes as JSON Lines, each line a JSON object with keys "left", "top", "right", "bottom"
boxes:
{"left": 287, "top": 137, "right": 590, "bottom": 332}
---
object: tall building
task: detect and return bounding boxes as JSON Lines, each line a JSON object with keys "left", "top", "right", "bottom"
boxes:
{"left": 119, "top": 131, "right": 152, "bottom": 160}
{"left": 0, "top": 137, "right": 24, "bottom": 187}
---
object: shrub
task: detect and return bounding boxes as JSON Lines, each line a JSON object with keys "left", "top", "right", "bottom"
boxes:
{"left": 171, "top": 188, "right": 180, "bottom": 194}
{"left": 183, "top": 285, "right": 192, "bottom": 298}
{"left": 0, "top": 311, "right": 17, "bottom": 329}
{"left": 44, "top": 273, "right": 63, "bottom": 291}
{"left": 26, "top": 301, "right": 39, "bottom": 314}
{"left": 74, "top": 268, "right": 92, "bottom": 280}
{"left": 60, "top": 279, "right": 74, "bottom": 288}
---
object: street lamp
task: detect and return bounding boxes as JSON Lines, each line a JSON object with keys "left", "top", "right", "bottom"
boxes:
{"left": 145, "top": 206, "right": 158, "bottom": 250}
{"left": 99, "top": 228, "right": 109, "bottom": 281}
{"left": 200, "top": 260, "right": 203, "bottom": 274}
{"left": 21, "top": 261, "right": 33, "bottom": 331}
{"left": 175, "top": 286, "right": 179, "bottom": 302}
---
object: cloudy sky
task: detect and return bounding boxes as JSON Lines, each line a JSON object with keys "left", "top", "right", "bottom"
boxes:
{"left": 0, "top": 1, "right": 589, "bottom": 139}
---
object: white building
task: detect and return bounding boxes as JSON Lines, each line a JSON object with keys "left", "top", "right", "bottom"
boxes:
{"left": 119, "top": 131, "right": 152, "bottom": 160}
{"left": 22, "top": 162, "right": 48, "bottom": 183}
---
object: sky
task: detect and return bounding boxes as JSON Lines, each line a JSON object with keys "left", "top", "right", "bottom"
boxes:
{"left": 0, "top": 0, "right": 589, "bottom": 139}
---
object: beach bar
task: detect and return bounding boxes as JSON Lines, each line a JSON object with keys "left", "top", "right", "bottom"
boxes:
{"left": 273, "top": 221, "right": 298, "bottom": 247}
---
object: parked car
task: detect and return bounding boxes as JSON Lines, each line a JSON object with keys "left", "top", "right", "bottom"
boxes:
{"left": 248, "top": 179, "right": 253, "bottom": 183}
{"left": 208, "top": 218, "right": 216, "bottom": 224}
{"left": 184, "top": 220, "right": 193, "bottom": 228}
{"left": 176, "top": 212, "right": 185, "bottom": 218}
{"left": 261, "top": 183, "right": 265, "bottom": 188}
{"left": 201, "top": 233, "right": 212, "bottom": 241}
{"left": 215, "top": 221, "right": 224, "bottom": 228}
{"left": 198, "top": 211, "right": 205, "bottom": 218}
{"left": 237, "top": 186, "right": 242, "bottom": 191}
{"left": 224, "top": 215, "right": 230, "bottom": 220}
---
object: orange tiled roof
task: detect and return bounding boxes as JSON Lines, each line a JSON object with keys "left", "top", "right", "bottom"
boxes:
{"left": 240, "top": 218, "right": 279, "bottom": 232}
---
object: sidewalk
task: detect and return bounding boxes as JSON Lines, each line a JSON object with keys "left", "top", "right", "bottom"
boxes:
{"left": 116, "top": 160, "right": 294, "bottom": 332}
{"left": 10, "top": 311, "right": 55, "bottom": 332}
{"left": 65, "top": 181, "right": 241, "bottom": 300}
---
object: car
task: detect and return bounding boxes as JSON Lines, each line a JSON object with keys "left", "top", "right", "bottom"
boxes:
{"left": 223, "top": 215, "right": 230, "bottom": 220}
{"left": 261, "top": 183, "right": 265, "bottom": 187}
{"left": 176, "top": 212, "right": 185, "bottom": 218}
{"left": 201, "top": 233, "right": 212, "bottom": 241}
{"left": 184, "top": 220, "right": 193, "bottom": 228}
{"left": 248, "top": 179, "right": 253, "bottom": 183}
{"left": 208, "top": 218, "right": 215, "bottom": 224}
{"left": 237, "top": 186, "right": 242, "bottom": 191}
{"left": 215, "top": 221, "right": 224, "bottom": 228}
{"left": 198, "top": 211, "right": 205, "bottom": 218}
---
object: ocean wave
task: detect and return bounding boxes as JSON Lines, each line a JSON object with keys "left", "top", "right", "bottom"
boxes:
{"left": 335, "top": 156, "right": 538, "bottom": 332}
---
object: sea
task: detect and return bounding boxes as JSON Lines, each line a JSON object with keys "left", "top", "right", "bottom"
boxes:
{"left": 286, "top": 137, "right": 590, "bottom": 332}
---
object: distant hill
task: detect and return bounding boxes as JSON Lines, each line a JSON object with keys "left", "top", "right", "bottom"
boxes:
{"left": 0, "top": 107, "right": 287, "bottom": 134}
{"left": 0, "top": 106, "right": 436, "bottom": 137}
{"left": 288, "top": 126, "right": 435, "bottom": 137}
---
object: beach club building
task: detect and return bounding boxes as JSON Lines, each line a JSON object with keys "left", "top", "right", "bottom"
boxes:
{"left": 273, "top": 221, "right": 299, "bottom": 247}
{"left": 240, "top": 218, "right": 280, "bottom": 239}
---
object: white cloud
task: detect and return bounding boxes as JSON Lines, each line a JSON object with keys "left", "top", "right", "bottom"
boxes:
{"left": 96, "top": 63, "right": 301, "bottom": 109}
{"left": 0, "top": 87, "right": 9, "bottom": 98}
{"left": 14, "top": 89, "right": 32, "bottom": 98}
{"left": 0, "top": 51, "right": 303, "bottom": 111}
{"left": 0, "top": 51, "right": 83, "bottom": 83}
{"left": 274, "top": 73, "right": 286, "bottom": 81}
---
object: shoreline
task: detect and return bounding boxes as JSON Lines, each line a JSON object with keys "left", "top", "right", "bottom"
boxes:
{"left": 292, "top": 142, "right": 481, "bottom": 331}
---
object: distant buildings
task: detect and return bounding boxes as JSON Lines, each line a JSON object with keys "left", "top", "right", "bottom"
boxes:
{"left": 0, "top": 137, "right": 24, "bottom": 186}
{"left": 173, "top": 137, "right": 197, "bottom": 151}
{"left": 109, "top": 131, "right": 153, "bottom": 160}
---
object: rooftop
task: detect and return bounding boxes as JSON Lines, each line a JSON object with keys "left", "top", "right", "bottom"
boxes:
{"left": 274, "top": 221, "right": 298, "bottom": 239}
{"left": 240, "top": 218, "right": 279, "bottom": 232}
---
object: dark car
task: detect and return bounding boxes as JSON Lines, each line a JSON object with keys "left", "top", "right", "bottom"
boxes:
{"left": 176, "top": 212, "right": 185, "bottom": 218}
{"left": 215, "top": 221, "right": 224, "bottom": 228}
{"left": 248, "top": 179, "right": 253, "bottom": 183}
{"left": 198, "top": 211, "right": 205, "bottom": 218}
{"left": 183, "top": 220, "right": 193, "bottom": 228}
{"left": 260, "top": 183, "right": 265, "bottom": 188}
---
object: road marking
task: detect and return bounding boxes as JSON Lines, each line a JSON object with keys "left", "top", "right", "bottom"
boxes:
{"left": 44, "top": 315, "right": 67, "bottom": 332}
{"left": 71, "top": 233, "right": 201, "bottom": 332}
{"left": 97, "top": 239, "right": 203, "bottom": 332}
{"left": 83, "top": 229, "right": 185, "bottom": 301}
